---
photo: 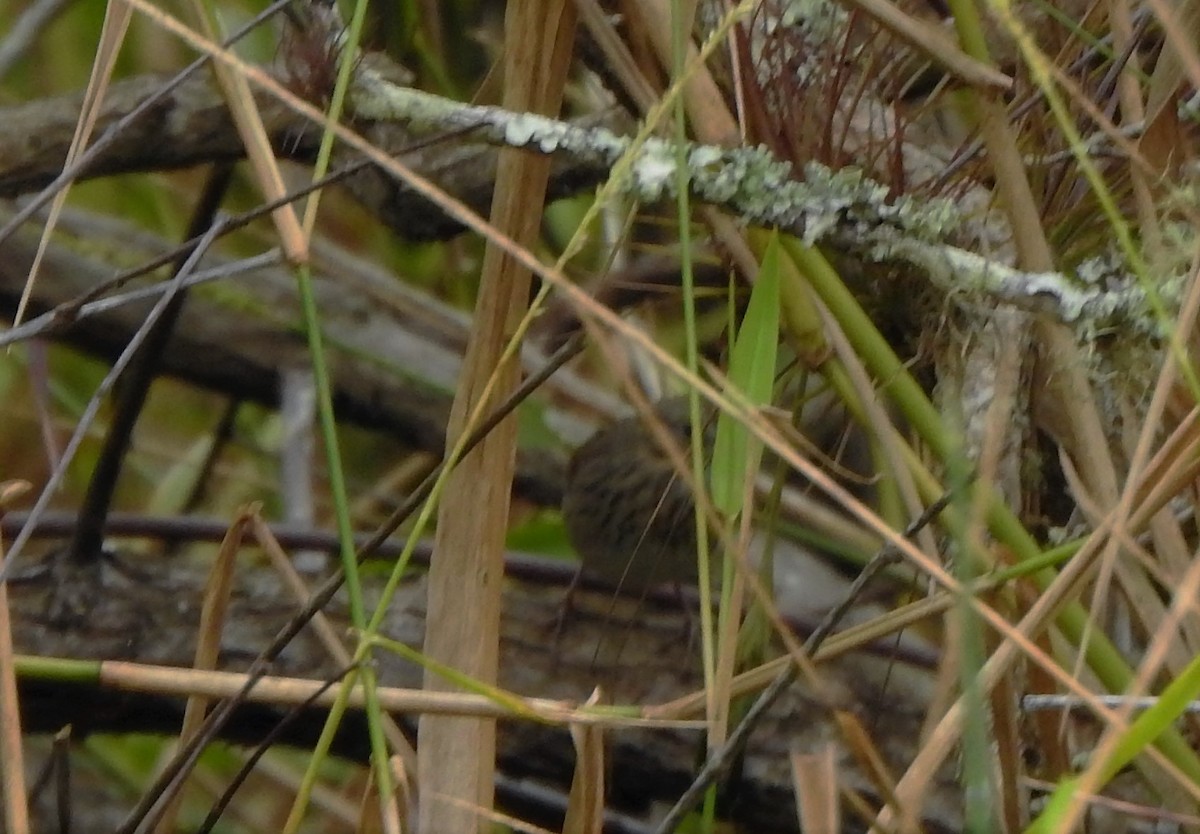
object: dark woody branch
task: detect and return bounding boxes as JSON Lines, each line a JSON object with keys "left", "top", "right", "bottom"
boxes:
{"left": 0, "top": 62, "right": 626, "bottom": 242}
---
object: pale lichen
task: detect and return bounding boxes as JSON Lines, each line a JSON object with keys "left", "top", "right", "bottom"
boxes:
{"left": 628, "top": 139, "right": 678, "bottom": 201}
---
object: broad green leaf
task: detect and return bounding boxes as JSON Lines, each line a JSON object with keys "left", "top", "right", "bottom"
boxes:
{"left": 710, "top": 230, "right": 781, "bottom": 516}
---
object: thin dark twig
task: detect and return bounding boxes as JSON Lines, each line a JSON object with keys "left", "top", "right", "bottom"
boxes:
{"left": 651, "top": 485, "right": 959, "bottom": 834}
{"left": 0, "top": 252, "right": 283, "bottom": 349}
{"left": 192, "top": 665, "right": 356, "bottom": 834}
{"left": 113, "top": 676, "right": 258, "bottom": 834}
{"left": 180, "top": 399, "right": 242, "bottom": 515}
{"left": 51, "top": 162, "right": 366, "bottom": 315}
{"left": 51, "top": 157, "right": 369, "bottom": 313}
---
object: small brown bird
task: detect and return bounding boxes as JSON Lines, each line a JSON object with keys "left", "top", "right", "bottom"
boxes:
{"left": 561, "top": 402, "right": 710, "bottom": 595}
{"left": 563, "top": 401, "right": 903, "bottom": 625}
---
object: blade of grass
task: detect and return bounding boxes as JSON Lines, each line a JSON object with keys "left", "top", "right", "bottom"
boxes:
{"left": 663, "top": 0, "right": 719, "bottom": 825}
{"left": 709, "top": 232, "right": 781, "bottom": 750}
{"left": 711, "top": 232, "right": 781, "bottom": 517}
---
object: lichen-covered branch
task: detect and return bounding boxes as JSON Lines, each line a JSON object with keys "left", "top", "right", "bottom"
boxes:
{"left": 350, "top": 69, "right": 959, "bottom": 246}
{"left": 349, "top": 69, "right": 1168, "bottom": 337}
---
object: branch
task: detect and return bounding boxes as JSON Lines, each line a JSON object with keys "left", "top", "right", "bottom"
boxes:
{"left": 0, "top": 48, "right": 1158, "bottom": 335}
{"left": 348, "top": 68, "right": 1169, "bottom": 337}
{"left": 0, "top": 67, "right": 625, "bottom": 242}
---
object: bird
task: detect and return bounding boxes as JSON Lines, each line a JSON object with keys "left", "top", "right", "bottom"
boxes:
{"left": 561, "top": 399, "right": 880, "bottom": 624}
{"left": 561, "top": 400, "right": 710, "bottom": 596}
